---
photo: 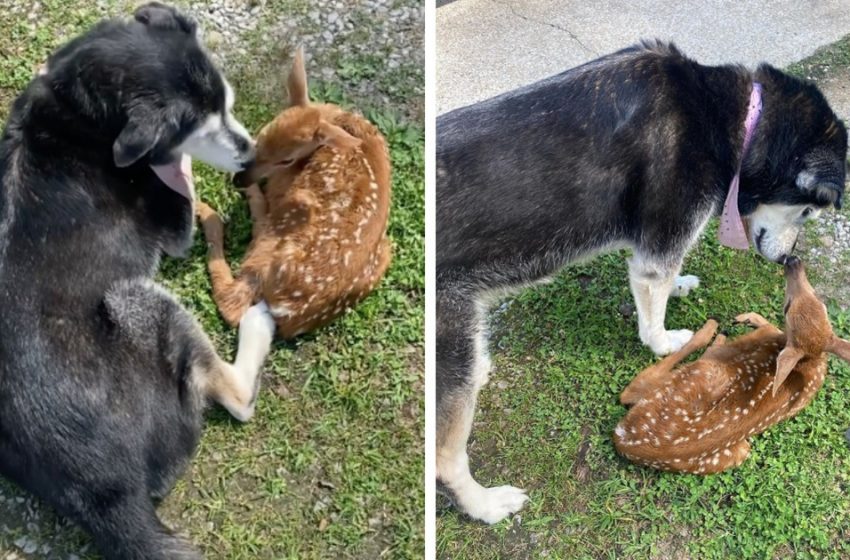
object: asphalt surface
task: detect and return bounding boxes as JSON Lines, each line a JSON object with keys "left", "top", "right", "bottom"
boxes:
{"left": 437, "top": 0, "right": 850, "bottom": 114}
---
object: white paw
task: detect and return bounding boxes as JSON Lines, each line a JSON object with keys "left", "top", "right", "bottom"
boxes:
{"left": 462, "top": 485, "right": 529, "bottom": 524}
{"left": 646, "top": 329, "right": 694, "bottom": 356}
{"left": 670, "top": 275, "right": 700, "bottom": 298}
{"left": 240, "top": 301, "right": 276, "bottom": 337}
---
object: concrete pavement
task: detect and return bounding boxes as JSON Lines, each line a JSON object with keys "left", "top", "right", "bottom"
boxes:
{"left": 437, "top": 0, "right": 850, "bottom": 115}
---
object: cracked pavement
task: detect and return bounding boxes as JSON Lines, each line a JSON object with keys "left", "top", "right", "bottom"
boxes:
{"left": 437, "top": 0, "right": 850, "bottom": 114}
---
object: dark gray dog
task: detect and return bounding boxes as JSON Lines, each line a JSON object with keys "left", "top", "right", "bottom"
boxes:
{"left": 437, "top": 41, "right": 847, "bottom": 523}
{"left": 0, "top": 4, "right": 274, "bottom": 558}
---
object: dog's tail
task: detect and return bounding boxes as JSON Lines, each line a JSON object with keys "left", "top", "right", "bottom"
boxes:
{"left": 87, "top": 501, "right": 202, "bottom": 560}
{"left": 109, "top": 533, "right": 202, "bottom": 560}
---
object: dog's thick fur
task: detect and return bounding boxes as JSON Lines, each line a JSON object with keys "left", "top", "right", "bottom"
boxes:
{"left": 436, "top": 42, "right": 848, "bottom": 523}
{"left": 0, "top": 4, "right": 272, "bottom": 558}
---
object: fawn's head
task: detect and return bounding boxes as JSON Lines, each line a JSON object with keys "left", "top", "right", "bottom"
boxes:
{"left": 233, "top": 47, "right": 361, "bottom": 187}
{"left": 774, "top": 256, "right": 850, "bottom": 394}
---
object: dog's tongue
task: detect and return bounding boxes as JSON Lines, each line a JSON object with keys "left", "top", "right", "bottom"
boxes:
{"left": 151, "top": 154, "right": 194, "bottom": 200}
{"left": 718, "top": 175, "right": 749, "bottom": 249}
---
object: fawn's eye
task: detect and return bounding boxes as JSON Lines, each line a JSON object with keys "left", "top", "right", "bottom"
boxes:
{"left": 277, "top": 158, "right": 295, "bottom": 167}
{"left": 783, "top": 299, "right": 792, "bottom": 315}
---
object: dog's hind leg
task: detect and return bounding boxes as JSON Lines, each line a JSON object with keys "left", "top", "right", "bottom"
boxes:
{"left": 196, "top": 201, "right": 257, "bottom": 326}
{"left": 104, "top": 279, "right": 274, "bottom": 422}
{"left": 437, "top": 289, "right": 528, "bottom": 524}
{"left": 68, "top": 490, "right": 200, "bottom": 560}
{"left": 196, "top": 302, "right": 276, "bottom": 422}
{"left": 628, "top": 253, "right": 693, "bottom": 355}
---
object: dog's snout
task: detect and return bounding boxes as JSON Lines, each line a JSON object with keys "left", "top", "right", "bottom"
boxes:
{"left": 790, "top": 232, "right": 800, "bottom": 256}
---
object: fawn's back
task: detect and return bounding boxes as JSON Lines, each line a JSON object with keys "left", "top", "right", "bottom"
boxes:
{"left": 247, "top": 111, "right": 392, "bottom": 338}
{"left": 615, "top": 330, "right": 826, "bottom": 474}
{"left": 614, "top": 257, "right": 850, "bottom": 475}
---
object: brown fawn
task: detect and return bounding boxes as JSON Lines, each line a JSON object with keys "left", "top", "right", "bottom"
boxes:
{"left": 614, "top": 256, "right": 850, "bottom": 474}
{"left": 196, "top": 48, "right": 392, "bottom": 338}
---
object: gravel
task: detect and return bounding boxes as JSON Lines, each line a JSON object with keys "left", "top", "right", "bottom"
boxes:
{"left": 189, "top": 0, "right": 425, "bottom": 119}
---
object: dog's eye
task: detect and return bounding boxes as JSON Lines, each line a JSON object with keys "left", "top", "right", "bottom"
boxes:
{"left": 801, "top": 207, "right": 812, "bottom": 218}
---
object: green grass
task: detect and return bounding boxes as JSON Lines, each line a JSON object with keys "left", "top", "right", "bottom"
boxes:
{"left": 438, "top": 220, "right": 850, "bottom": 560}
{"left": 786, "top": 33, "right": 850, "bottom": 83}
{"left": 0, "top": 1, "right": 423, "bottom": 559}
{"left": 438, "top": 39, "right": 850, "bottom": 560}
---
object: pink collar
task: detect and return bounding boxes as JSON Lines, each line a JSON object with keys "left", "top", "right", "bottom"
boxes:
{"left": 718, "top": 82, "right": 762, "bottom": 250}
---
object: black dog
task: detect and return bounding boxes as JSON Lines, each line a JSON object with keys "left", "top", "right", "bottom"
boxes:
{"left": 436, "top": 41, "right": 847, "bottom": 523}
{"left": 0, "top": 4, "right": 275, "bottom": 558}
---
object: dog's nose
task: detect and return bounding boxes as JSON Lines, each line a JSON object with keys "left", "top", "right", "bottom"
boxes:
{"left": 240, "top": 156, "right": 255, "bottom": 172}
{"left": 232, "top": 169, "right": 251, "bottom": 188}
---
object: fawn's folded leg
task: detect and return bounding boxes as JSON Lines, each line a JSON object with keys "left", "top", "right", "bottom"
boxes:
{"left": 620, "top": 319, "right": 718, "bottom": 405}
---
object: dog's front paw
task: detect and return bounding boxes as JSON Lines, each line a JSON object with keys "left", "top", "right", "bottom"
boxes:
{"left": 461, "top": 485, "right": 529, "bottom": 525}
{"left": 670, "top": 275, "right": 700, "bottom": 298}
{"left": 241, "top": 300, "right": 276, "bottom": 336}
{"left": 645, "top": 329, "right": 694, "bottom": 355}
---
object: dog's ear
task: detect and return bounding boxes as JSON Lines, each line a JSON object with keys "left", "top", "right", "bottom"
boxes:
{"left": 796, "top": 170, "right": 844, "bottom": 209}
{"left": 113, "top": 103, "right": 182, "bottom": 168}
{"left": 113, "top": 110, "right": 161, "bottom": 168}
{"left": 826, "top": 335, "right": 850, "bottom": 363}
{"left": 773, "top": 345, "right": 804, "bottom": 396}
{"left": 134, "top": 2, "right": 196, "bottom": 35}
{"left": 287, "top": 47, "right": 309, "bottom": 107}
{"left": 795, "top": 148, "right": 846, "bottom": 209}
{"left": 315, "top": 121, "right": 361, "bottom": 151}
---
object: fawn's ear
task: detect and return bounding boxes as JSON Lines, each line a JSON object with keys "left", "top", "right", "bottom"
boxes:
{"left": 773, "top": 346, "right": 804, "bottom": 396}
{"left": 316, "top": 121, "right": 362, "bottom": 151}
{"left": 826, "top": 335, "right": 850, "bottom": 363}
{"left": 287, "top": 46, "right": 309, "bottom": 107}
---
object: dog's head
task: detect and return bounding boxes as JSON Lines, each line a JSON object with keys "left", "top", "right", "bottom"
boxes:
{"left": 232, "top": 47, "right": 361, "bottom": 188}
{"left": 740, "top": 66, "right": 848, "bottom": 263}
{"left": 774, "top": 256, "right": 850, "bottom": 395}
{"left": 41, "top": 2, "right": 254, "bottom": 173}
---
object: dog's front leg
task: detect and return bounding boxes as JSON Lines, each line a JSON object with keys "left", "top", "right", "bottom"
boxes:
{"left": 628, "top": 255, "right": 694, "bottom": 355}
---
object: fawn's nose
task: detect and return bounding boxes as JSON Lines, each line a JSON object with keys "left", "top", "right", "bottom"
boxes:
{"left": 784, "top": 255, "right": 802, "bottom": 272}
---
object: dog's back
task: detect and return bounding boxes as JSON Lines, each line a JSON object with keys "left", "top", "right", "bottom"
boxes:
{"left": 436, "top": 42, "right": 747, "bottom": 275}
{"left": 0, "top": 4, "right": 261, "bottom": 557}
